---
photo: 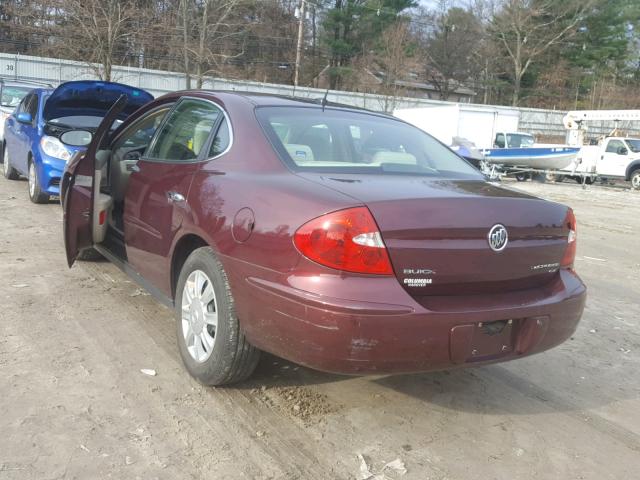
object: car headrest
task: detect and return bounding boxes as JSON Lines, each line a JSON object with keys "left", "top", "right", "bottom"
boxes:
{"left": 193, "top": 119, "right": 213, "bottom": 156}
{"left": 285, "top": 144, "right": 315, "bottom": 164}
{"left": 370, "top": 151, "right": 417, "bottom": 165}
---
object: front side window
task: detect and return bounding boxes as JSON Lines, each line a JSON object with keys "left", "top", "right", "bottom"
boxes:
{"left": 147, "top": 99, "right": 222, "bottom": 161}
{"left": 257, "top": 107, "right": 482, "bottom": 179}
{"left": 606, "top": 139, "right": 625, "bottom": 154}
{"left": 15, "top": 94, "right": 31, "bottom": 116}
{"left": 116, "top": 107, "right": 170, "bottom": 153}
{"left": 27, "top": 93, "right": 38, "bottom": 118}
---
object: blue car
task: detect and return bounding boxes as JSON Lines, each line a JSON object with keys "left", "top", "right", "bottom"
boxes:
{"left": 2, "top": 80, "right": 152, "bottom": 203}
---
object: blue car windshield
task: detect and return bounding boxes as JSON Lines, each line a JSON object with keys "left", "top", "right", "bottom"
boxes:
{"left": 1, "top": 86, "right": 31, "bottom": 107}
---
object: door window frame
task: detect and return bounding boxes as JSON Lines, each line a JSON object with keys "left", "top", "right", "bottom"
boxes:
{"left": 142, "top": 96, "right": 233, "bottom": 164}
{"left": 110, "top": 103, "right": 174, "bottom": 154}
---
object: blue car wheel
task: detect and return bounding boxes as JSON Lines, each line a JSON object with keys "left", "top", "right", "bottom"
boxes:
{"left": 3, "top": 145, "right": 20, "bottom": 180}
{"left": 28, "top": 160, "right": 50, "bottom": 204}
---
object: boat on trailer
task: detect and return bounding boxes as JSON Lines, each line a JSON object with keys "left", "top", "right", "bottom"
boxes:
{"left": 480, "top": 146, "right": 581, "bottom": 170}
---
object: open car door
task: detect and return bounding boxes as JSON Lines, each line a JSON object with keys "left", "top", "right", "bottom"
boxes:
{"left": 62, "top": 95, "right": 128, "bottom": 267}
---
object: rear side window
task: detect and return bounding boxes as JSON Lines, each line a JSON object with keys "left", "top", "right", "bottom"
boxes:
{"left": 208, "top": 117, "right": 230, "bottom": 157}
{"left": 147, "top": 99, "right": 222, "bottom": 161}
{"left": 256, "top": 107, "right": 482, "bottom": 179}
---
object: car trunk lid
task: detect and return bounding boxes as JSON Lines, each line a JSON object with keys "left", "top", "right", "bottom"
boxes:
{"left": 298, "top": 174, "right": 570, "bottom": 296}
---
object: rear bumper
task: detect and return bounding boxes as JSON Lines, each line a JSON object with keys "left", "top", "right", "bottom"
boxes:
{"left": 242, "top": 269, "right": 586, "bottom": 375}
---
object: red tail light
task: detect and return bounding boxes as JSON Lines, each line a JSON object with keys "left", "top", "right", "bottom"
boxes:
{"left": 561, "top": 208, "right": 577, "bottom": 268}
{"left": 293, "top": 207, "right": 394, "bottom": 275}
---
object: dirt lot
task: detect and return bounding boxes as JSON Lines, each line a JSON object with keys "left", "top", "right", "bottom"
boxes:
{"left": 1, "top": 176, "right": 639, "bottom": 480}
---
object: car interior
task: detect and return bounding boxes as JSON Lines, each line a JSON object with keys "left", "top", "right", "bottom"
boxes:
{"left": 269, "top": 117, "right": 428, "bottom": 170}
{"left": 89, "top": 99, "right": 230, "bottom": 262}
{"left": 84, "top": 98, "right": 215, "bottom": 260}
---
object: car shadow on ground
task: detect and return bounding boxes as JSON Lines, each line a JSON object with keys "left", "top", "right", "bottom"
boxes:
{"left": 233, "top": 352, "right": 349, "bottom": 391}
{"left": 372, "top": 363, "right": 632, "bottom": 416}
{"left": 236, "top": 351, "right": 633, "bottom": 418}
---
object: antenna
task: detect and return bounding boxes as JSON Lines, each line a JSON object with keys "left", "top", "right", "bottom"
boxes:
{"left": 321, "top": 88, "right": 329, "bottom": 111}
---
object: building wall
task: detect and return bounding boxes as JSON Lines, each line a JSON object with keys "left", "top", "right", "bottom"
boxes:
{"left": 2, "top": 52, "right": 639, "bottom": 141}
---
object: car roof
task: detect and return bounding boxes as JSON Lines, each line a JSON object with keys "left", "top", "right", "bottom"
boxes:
{"left": 0, "top": 78, "right": 53, "bottom": 89}
{"left": 166, "top": 89, "right": 382, "bottom": 115}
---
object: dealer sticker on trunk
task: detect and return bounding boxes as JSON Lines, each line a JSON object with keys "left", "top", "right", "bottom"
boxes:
{"left": 403, "top": 268, "right": 435, "bottom": 287}
{"left": 404, "top": 278, "right": 433, "bottom": 286}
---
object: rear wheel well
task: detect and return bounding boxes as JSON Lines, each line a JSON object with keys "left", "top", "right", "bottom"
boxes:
{"left": 171, "top": 234, "right": 209, "bottom": 299}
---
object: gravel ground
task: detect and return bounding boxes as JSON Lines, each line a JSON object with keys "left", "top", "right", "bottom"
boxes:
{"left": 0, "top": 175, "right": 639, "bottom": 479}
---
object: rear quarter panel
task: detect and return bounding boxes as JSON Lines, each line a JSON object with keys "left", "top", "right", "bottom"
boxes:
{"left": 172, "top": 95, "right": 360, "bottom": 340}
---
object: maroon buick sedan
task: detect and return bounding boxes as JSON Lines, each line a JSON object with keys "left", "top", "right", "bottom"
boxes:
{"left": 61, "top": 91, "right": 586, "bottom": 385}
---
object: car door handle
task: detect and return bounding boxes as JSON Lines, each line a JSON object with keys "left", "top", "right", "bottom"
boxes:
{"left": 166, "top": 191, "right": 185, "bottom": 203}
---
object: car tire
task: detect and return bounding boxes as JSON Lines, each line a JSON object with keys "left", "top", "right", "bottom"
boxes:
{"left": 2, "top": 145, "right": 19, "bottom": 180}
{"left": 630, "top": 169, "right": 640, "bottom": 190}
{"left": 77, "top": 247, "right": 103, "bottom": 261}
{"left": 175, "top": 247, "right": 260, "bottom": 386}
{"left": 515, "top": 172, "right": 528, "bottom": 182}
{"left": 28, "top": 160, "right": 49, "bottom": 204}
{"left": 545, "top": 173, "right": 564, "bottom": 183}
{"left": 575, "top": 176, "right": 594, "bottom": 185}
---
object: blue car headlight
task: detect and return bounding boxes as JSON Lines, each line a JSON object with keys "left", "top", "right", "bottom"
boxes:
{"left": 40, "top": 135, "right": 71, "bottom": 161}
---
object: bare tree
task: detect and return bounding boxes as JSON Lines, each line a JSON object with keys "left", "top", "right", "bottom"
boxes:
{"left": 420, "top": 2, "right": 483, "bottom": 101}
{"left": 57, "top": 0, "right": 136, "bottom": 81}
{"left": 180, "top": 0, "right": 192, "bottom": 88}
{"left": 490, "top": 0, "right": 591, "bottom": 106}
{"left": 177, "top": 0, "right": 247, "bottom": 89}
{"left": 376, "top": 21, "right": 414, "bottom": 111}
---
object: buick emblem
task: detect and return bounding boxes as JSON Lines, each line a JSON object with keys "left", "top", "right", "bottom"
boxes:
{"left": 488, "top": 224, "right": 508, "bottom": 252}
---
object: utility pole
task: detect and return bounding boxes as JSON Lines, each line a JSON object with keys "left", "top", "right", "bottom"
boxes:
{"left": 294, "top": 0, "right": 306, "bottom": 87}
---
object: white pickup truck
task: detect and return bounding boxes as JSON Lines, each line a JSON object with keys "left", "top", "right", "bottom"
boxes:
{"left": 566, "top": 137, "right": 640, "bottom": 189}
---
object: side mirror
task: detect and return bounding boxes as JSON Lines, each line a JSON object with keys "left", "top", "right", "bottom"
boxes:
{"left": 16, "top": 112, "right": 32, "bottom": 124}
{"left": 617, "top": 146, "right": 628, "bottom": 155}
{"left": 60, "top": 130, "right": 93, "bottom": 147}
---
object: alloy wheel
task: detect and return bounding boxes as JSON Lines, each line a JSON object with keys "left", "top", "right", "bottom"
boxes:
{"left": 181, "top": 270, "right": 218, "bottom": 363}
{"left": 632, "top": 172, "right": 640, "bottom": 190}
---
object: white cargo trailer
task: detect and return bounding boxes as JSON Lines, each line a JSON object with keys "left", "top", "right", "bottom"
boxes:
{"left": 393, "top": 104, "right": 520, "bottom": 149}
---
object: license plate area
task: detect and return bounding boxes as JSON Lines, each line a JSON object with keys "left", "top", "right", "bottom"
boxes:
{"left": 472, "top": 319, "right": 514, "bottom": 359}
{"left": 449, "top": 319, "right": 517, "bottom": 364}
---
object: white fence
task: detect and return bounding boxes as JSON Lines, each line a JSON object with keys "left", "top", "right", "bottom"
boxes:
{"left": 2, "top": 52, "right": 638, "bottom": 140}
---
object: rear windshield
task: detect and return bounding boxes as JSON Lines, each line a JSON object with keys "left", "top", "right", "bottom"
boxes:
{"left": 1, "top": 86, "right": 31, "bottom": 107}
{"left": 256, "top": 106, "right": 482, "bottom": 179}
